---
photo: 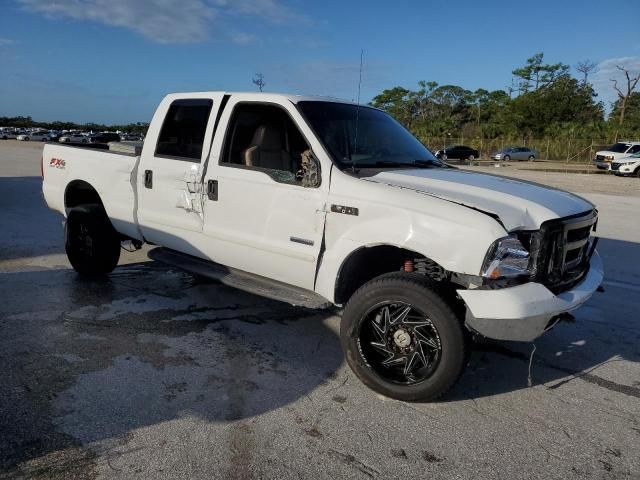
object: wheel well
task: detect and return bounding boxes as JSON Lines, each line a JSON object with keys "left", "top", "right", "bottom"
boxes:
{"left": 64, "top": 180, "right": 104, "bottom": 212}
{"left": 334, "top": 245, "right": 447, "bottom": 305}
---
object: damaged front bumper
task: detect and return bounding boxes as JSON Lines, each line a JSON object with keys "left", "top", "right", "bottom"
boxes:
{"left": 457, "top": 251, "right": 603, "bottom": 342}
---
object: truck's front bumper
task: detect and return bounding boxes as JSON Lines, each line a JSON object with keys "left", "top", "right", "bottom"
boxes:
{"left": 457, "top": 251, "right": 603, "bottom": 342}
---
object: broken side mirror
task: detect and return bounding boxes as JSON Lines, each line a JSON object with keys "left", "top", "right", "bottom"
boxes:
{"left": 299, "top": 150, "right": 321, "bottom": 188}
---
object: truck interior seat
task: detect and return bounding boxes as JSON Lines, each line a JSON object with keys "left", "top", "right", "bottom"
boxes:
{"left": 243, "top": 124, "right": 292, "bottom": 172}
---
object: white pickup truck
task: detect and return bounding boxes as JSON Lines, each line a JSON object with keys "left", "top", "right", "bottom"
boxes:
{"left": 42, "top": 92, "right": 603, "bottom": 401}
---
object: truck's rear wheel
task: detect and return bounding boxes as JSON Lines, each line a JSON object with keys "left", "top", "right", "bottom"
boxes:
{"left": 340, "top": 273, "right": 467, "bottom": 401}
{"left": 65, "top": 205, "right": 120, "bottom": 276}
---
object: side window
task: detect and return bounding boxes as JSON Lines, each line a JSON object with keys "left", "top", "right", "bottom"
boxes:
{"left": 629, "top": 145, "right": 640, "bottom": 154}
{"left": 155, "top": 99, "right": 213, "bottom": 161}
{"left": 222, "top": 103, "right": 311, "bottom": 185}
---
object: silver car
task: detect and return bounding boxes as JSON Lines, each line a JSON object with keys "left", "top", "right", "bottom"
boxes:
{"left": 491, "top": 146, "right": 537, "bottom": 161}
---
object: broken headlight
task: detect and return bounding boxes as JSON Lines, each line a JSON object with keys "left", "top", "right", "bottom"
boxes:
{"left": 481, "top": 236, "right": 531, "bottom": 280}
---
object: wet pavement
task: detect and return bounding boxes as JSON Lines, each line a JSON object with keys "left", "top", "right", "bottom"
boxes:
{"left": 1, "top": 142, "right": 640, "bottom": 479}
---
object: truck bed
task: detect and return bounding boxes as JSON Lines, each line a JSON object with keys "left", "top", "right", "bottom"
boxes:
{"left": 42, "top": 143, "right": 142, "bottom": 241}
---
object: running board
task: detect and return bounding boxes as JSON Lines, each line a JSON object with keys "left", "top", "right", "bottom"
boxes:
{"left": 148, "top": 247, "right": 332, "bottom": 310}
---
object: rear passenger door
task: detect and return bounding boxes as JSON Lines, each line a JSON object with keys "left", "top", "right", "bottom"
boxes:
{"left": 136, "top": 94, "right": 225, "bottom": 255}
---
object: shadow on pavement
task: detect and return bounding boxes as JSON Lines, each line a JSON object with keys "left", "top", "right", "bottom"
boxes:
{"left": 0, "top": 177, "right": 64, "bottom": 262}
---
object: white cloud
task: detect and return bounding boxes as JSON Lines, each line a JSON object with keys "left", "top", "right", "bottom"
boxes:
{"left": 0, "top": 38, "right": 15, "bottom": 46}
{"left": 592, "top": 56, "right": 640, "bottom": 107}
{"left": 228, "top": 31, "right": 256, "bottom": 46}
{"left": 18, "top": 0, "right": 305, "bottom": 44}
{"left": 212, "top": 0, "right": 307, "bottom": 24}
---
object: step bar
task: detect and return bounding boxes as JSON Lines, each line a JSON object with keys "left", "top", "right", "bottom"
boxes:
{"left": 147, "top": 247, "right": 332, "bottom": 310}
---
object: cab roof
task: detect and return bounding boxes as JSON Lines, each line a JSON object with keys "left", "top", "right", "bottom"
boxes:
{"left": 163, "top": 91, "right": 360, "bottom": 106}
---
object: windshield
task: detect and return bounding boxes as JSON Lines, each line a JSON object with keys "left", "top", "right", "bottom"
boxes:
{"left": 297, "top": 101, "right": 441, "bottom": 169}
{"left": 608, "top": 143, "right": 631, "bottom": 153}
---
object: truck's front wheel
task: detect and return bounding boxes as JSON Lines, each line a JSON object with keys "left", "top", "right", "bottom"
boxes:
{"left": 65, "top": 205, "right": 120, "bottom": 276}
{"left": 340, "top": 273, "right": 467, "bottom": 401}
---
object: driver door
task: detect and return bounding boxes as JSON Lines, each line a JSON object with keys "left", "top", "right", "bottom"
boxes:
{"left": 200, "top": 98, "right": 329, "bottom": 290}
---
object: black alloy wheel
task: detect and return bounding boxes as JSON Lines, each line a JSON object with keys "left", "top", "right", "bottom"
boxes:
{"left": 358, "top": 301, "right": 442, "bottom": 385}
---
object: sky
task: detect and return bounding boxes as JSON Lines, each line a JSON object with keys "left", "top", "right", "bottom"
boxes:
{"left": 0, "top": 0, "right": 639, "bottom": 124}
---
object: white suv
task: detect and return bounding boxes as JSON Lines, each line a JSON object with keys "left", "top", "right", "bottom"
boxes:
{"left": 613, "top": 152, "right": 640, "bottom": 177}
{"left": 594, "top": 141, "right": 640, "bottom": 170}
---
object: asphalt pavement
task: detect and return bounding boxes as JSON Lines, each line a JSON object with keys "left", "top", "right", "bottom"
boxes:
{"left": 1, "top": 141, "right": 639, "bottom": 479}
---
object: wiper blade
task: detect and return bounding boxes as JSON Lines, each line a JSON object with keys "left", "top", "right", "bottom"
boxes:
{"left": 414, "top": 159, "right": 443, "bottom": 166}
{"left": 367, "top": 160, "right": 436, "bottom": 168}
{"left": 417, "top": 158, "right": 454, "bottom": 168}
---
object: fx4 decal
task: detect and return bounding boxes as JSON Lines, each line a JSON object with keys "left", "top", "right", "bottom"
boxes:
{"left": 49, "top": 158, "right": 66, "bottom": 169}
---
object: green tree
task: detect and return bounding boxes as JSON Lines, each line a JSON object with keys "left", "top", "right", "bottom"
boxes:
{"left": 370, "top": 86, "right": 415, "bottom": 127}
{"left": 512, "top": 52, "right": 570, "bottom": 92}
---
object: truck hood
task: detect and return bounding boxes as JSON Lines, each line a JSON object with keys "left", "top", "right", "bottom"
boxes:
{"left": 362, "top": 168, "right": 593, "bottom": 231}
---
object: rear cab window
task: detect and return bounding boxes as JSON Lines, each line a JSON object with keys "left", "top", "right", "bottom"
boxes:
{"left": 155, "top": 99, "right": 213, "bottom": 161}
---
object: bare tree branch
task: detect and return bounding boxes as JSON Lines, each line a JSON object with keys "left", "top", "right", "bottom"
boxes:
{"left": 610, "top": 64, "right": 640, "bottom": 125}
{"left": 575, "top": 60, "right": 596, "bottom": 84}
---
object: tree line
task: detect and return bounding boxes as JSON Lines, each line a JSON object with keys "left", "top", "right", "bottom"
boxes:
{"left": 0, "top": 115, "right": 149, "bottom": 134}
{"left": 370, "top": 53, "right": 640, "bottom": 144}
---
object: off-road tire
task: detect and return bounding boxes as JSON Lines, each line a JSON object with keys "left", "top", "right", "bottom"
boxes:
{"left": 340, "top": 272, "right": 468, "bottom": 401}
{"left": 65, "top": 204, "right": 121, "bottom": 276}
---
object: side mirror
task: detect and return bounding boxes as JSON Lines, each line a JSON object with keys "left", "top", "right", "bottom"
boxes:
{"left": 299, "top": 150, "right": 321, "bottom": 188}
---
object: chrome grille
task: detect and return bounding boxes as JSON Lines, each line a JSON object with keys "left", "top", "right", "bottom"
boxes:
{"left": 526, "top": 210, "right": 597, "bottom": 293}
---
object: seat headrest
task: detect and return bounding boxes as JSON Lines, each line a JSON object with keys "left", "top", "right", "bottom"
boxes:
{"left": 250, "top": 124, "right": 282, "bottom": 150}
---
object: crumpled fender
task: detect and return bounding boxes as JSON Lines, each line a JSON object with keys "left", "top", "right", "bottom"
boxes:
{"left": 314, "top": 172, "right": 507, "bottom": 302}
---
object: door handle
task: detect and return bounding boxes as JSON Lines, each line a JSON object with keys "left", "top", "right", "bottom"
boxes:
{"left": 207, "top": 179, "right": 218, "bottom": 201}
{"left": 144, "top": 170, "right": 153, "bottom": 189}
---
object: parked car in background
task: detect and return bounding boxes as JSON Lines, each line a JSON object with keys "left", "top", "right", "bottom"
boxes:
{"left": 90, "top": 132, "right": 121, "bottom": 144}
{"left": 48, "top": 131, "right": 62, "bottom": 142}
{"left": 120, "top": 133, "right": 144, "bottom": 141}
{"left": 16, "top": 131, "right": 51, "bottom": 142}
{"left": 0, "top": 130, "right": 18, "bottom": 140}
{"left": 59, "top": 133, "right": 89, "bottom": 143}
{"left": 612, "top": 152, "right": 640, "bottom": 177}
{"left": 491, "top": 146, "right": 537, "bottom": 161}
{"left": 434, "top": 145, "right": 479, "bottom": 162}
{"left": 593, "top": 141, "right": 640, "bottom": 170}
